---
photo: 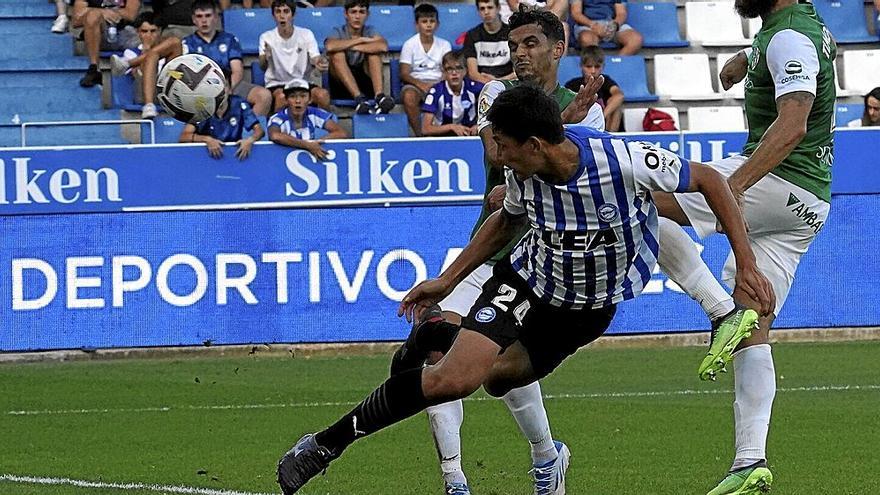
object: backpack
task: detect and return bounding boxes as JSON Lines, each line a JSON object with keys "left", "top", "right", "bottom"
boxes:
{"left": 642, "top": 108, "right": 677, "bottom": 131}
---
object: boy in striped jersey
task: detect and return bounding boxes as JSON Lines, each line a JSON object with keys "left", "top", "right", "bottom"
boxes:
{"left": 276, "top": 85, "right": 774, "bottom": 495}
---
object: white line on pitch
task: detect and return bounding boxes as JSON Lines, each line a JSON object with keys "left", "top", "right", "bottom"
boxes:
{"left": 0, "top": 474, "right": 274, "bottom": 495}
{"left": 5, "top": 384, "right": 878, "bottom": 417}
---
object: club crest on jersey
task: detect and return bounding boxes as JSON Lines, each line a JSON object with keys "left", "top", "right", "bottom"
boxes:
{"left": 475, "top": 307, "right": 496, "bottom": 323}
{"left": 598, "top": 203, "right": 619, "bottom": 222}
{"left": 219, "top": 43, "right": 228, "bottom": 53}
{"left": 228, "top": 117, "right": 237, "bottom": 126}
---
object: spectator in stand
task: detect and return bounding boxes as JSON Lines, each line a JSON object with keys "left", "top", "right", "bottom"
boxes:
{"left": 151, "top": 0, "right": 195, "bottom": 39}
{"left": 325, "top": 0, "right": 393, "bottom": 114}
{"left": 570, "top": 0, "right": 642, "bottom": 55}
{"left": 73, "top": 0, "right": 141, "bottom": 87}
{"left": 52, "top": 0, "right": 69, "bottom": 33}
{"left": 116, "top": 0, "right": 272, "bottom": 119}
{"left": 259, "top": 0, "right": 330, "bottom": 113}
{"left": 180, "top": 82, "right": 265, "bottom": 160}
{"left": 563, "top": 46, "right": 622, "bottom": 131}
{"left": 400, "top": 4, "right": 452, "bottom": 136}
{"left": 420, "top": 50, "right": 483, "bottom": 137}
{"left": 462, "top": 0, "right": 514, "bottom": 84}
{"left": 268, "top": 79, "right": 347, "bottom": 159}
{"left": 848, "top": 87, "right": 880, "bottom": 127}
{"left": 116, "top": 13, "right": 166, "bottom": 105}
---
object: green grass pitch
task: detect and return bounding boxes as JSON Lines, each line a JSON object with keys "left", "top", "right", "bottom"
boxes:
{"left": 1, "top": 340, "right": 878, "bottom": 495}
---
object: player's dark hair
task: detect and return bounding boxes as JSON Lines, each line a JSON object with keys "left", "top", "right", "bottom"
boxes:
{"left": 733, "top": 0, "right": 775, "bottom": 19}
{"left": 191, "top": 0, "right": 218, "bottom": 14}
{"left": 508, "top": 5, "right": 564, "bottom": 44}
{"left": 442, "top": 49, "right": 465, "bottom": 68}
{"left": 134, "top": 11, "right": 158, "bottom": 28}
{"left": 487, "top": 84, "right": 564, "bottom": 144}
{"left": 344, "top": 0, "right": 370, "bottom": 11}
{"left": 414, "top": 3, "right": 438, "bottom": 21}
{"left": 475, "top": 0, "right": 500, "bottom": 7}
{"left": 862, "top": 87, "right": 880, "bottom": 126}
{"left": 580, "top": 46, "right": 604, "bottom": 66}
{"left": 271, "top": 0, "right": 296, "bottom": 16}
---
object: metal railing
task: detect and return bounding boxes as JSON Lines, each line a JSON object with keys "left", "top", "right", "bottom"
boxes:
{"left": 20, "top": 119, "right": 156, "bottom": 147}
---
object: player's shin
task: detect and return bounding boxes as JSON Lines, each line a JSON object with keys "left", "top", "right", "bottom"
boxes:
{"left": 731, "top": 344, "right": 776, "bottom": 470}
{"left": 315, "top": 367, "right": 434, "bottom": 457}
{"left": 427, "top": 400, "right": 468, "bottom": 485}
{"left": 657, "top": 217, "right": 734, "bottom": 320}
{"left": 502, "top": 382, "right": 558, "bottom": 465}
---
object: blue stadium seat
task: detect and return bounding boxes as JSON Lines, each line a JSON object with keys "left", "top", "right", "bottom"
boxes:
{"left": 370, "top": 6, "right": 414, "bottom": 51}
{"left": 389, "top": 58, "right": 402, "bottom": 101}
{"left": 152, "top": 116, "right": 185, "bottom": 144}
{"left": 296, "top": 7, "right": 345, "bottom": 48}
{"left": 558, "top": 56, "right": 581, "bottom": 86}
{"left": 836, "top": 103, "right": 864, "bottom": 127}
{"left": 353, "top": 113, "right": 409, "bottom": 138}
{"left": 812, "top": 0, "right": 874, "bottom": 44}
{"left": 222, "top": 8, "right": 273, "bottom": 55}
{"left": 626, "top": 2, "right": 689, "bottom": 48}
{"left": 322, "top": 71, "right": 357, "bottom": 107}
{"left": 111, "top": 75, "right": 144, "bottom": 111}
{"left": 435, "top": 4, "right": 481, "bottom": 49}
{"left": 603, "top": 55, "right": 658, "bottom": 102}
{"left": 251, "top": 60, "right": 265, "bottom": 86}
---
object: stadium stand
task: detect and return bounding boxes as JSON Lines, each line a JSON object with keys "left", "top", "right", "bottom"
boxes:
{"left": 654, "top": 54, "right": 721, "bottom": 100}
{"left": 295, "top": 7, "right": 345, "bottom": 49}
{"left": 684, "top": 1, "right": 750, "bottom": 47}
{"left": 687, "top": 106, "right": 746, "bottom": 132}
{"left": 623, "top": 106, "right": 680, "bottom": 132}
{"left": 251, "top": 60, "right": 266, "bottom": 86}
{"left": 371, "top": 5, "right": 413, "bottom": 52}
{"left": 557, "top": 56, "right": 581, "bottom": 88}
{"left": 389, "top": 58, "right": 403, "bottom": 102}
{"left": 353, "top": 113, "right": 409, "bottom": 138}
{"left": 812, "top": 0, "right": 874, "bottom": 44}
{"left": 835, "top": 103, "right": 864, "bottom": 127}
{"left": 842, "top": 49, "right": 880, "bottom": 95}
{"left": 111, "top": 75, "right": 145, "bottom": 112}
{"left": 152, "top": 116, "right": 185, "bottom": 143}
{"left": 625, "top": 2, "right": 689, "bottom": 48}
{"left": 434, "top": 4, "right": 480, "bottom": 49}
{"left": 222, "top": 8, "right": 272, "bottom": 55}
{"left": 603, "top": 55, "right": 658, "bottom": 102}
{"left": 715, "top": 52, "right": 745, "bottom": 99}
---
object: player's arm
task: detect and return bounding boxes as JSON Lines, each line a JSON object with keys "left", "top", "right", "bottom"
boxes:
{"left": 719, "top": 49, "right": 750, "bottom": 90}
{"left": 727, "top": 29, "right": 818, "bottom": 197}
{"left": 477, "top": 81, "right": 505, "bottom": 168}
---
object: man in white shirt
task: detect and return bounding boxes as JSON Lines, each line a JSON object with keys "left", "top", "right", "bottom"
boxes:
{"left": 259, "top": 0, "right": 330, "bottom": 112}
{"left": 399, "top": 3, "right": 452, "bottom": 135}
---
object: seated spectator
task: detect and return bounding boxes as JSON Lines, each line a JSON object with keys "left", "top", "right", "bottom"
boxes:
{"left": 848, "top": 87, "right": 880, "bottom": 128}
{"left": 325, "top": 0, "right": 393, "bottom": 114}
{"left": 400, "top": 4, "right": 452, "bottom": 136}
{"left": 52, "top": 0, "right": 69, "bottom": 33}
{"left": 73, "top": 0, "right": 141, "bottom": 87}
{"left": 259, "top": 0, "right": 330, "bottom": 112}
{"left": 151, "top": 0, "right": 196, "bottom": 39}
{"left": 179, "top": 85, "right": 264, "bottom": 160}
{"left": 420, "top": 50, "right": 483, "bottom": 137}
{"left": 268, "top": 79, "right": 347, "bottom": 159}
{"left": 117, "top": 0, "right": 272, "bottom": 119}
{"left": 570, "top": 0, "right": 642, "bottom": 55}
{"left": 563, "top": 46, "right": 622, "bottom": 131}
{"left": 114, "top": 13, "right": 166, "bottom": 105}
{"left": 462, "top": 0, "right": 514, "bottom": 84}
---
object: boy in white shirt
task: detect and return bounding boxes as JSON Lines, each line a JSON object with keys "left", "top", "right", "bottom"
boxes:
{"left": 399, "top": 3, "right": 452, "bottom": 136}
{"left": 259, "top": 0, "right": 331, "bottom": 112}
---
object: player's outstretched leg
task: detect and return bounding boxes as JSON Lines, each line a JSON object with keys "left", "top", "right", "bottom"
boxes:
{"left": 706, "top": 460, "right": 773, "bottom": 495}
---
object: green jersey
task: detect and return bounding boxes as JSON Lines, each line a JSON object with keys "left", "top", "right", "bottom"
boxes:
{"left": 743, "top": 2, "right": 836, "bottom": 202}
{"left": 471, "top": 79, "right": 578, "bottom": 264}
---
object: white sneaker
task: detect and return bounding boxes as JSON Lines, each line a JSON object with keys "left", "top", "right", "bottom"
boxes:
{"left": 51, "top": 15, "right": 68, "bottom": 34}
{"left": 110, "top": 54, "right": 130, "bottom": 76}
{"left": 141, "top": 103, "right": 158, "bottom": 119}
{"left": 531, "top": 441, "right": 570, "bottom": 495}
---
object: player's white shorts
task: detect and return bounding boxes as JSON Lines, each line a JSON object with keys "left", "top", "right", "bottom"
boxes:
{"left": 673, "top": 155, "right": 830, "bottom": 315}
{"left": 438, "top": 262, "right": 494, "bottom": 316}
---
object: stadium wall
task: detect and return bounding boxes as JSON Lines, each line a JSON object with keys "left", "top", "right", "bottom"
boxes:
{"left": 1, "top": 129, "right": 878, "bottom": 351}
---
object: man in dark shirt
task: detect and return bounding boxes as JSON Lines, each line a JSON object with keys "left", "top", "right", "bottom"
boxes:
{"left": 462, "top": 0, "right": 514, "bottom": 84}
{"left": 564, "top": 46, "right": 623, "bottom": 131}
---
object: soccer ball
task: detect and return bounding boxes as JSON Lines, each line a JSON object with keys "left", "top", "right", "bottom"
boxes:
{"left": 156, "top": 54, "right": 228, "bottom": 124}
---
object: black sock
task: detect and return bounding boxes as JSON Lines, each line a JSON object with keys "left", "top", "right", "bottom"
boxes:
{"left": 314, "top": 367, "right": 432, "bottom": 457}
{"left": 415, "top": 319, "right": 460, "bottom": 354}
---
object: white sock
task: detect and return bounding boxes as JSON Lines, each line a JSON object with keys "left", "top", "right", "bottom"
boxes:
{"left": 502, "top": 381, "right": 557, "bottom": 466}
{"left": 731, "top": 344, "right": 776, "bottom": 471}
{"left": 426, "top": 400, "right": 467, "bottom": 485}
{"left": 658, "top": 217, "right": 735, "bottom": 320}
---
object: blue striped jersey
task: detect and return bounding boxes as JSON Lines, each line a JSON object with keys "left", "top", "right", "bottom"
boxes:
{"left": 421, "top": 79, "right": 484, "bottom": 127}
{"left": 268, "top": 106, "right": 337, "bottom": 140}
{"left": 503, "top": 125, "right": 692, "bottom": 309}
